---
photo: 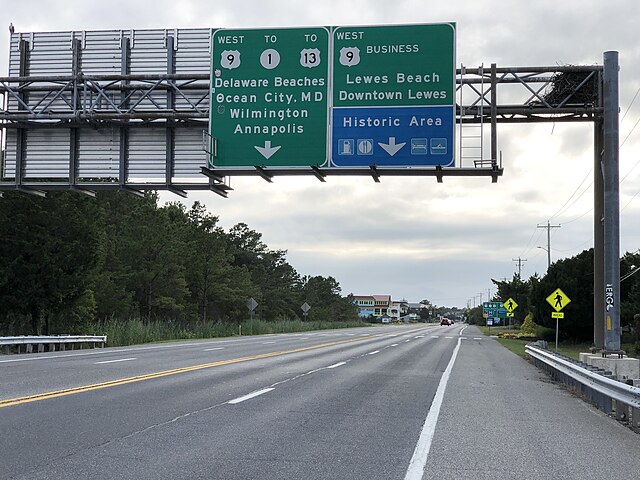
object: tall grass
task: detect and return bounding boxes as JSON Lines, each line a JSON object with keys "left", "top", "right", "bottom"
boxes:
{"left": 96, "top": 317, "right": 370, "bottom": 347}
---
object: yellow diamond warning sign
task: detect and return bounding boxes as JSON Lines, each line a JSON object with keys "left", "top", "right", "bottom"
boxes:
{"left": 546, "top": 288, "right": 571, "bottom": 312}
{"left": 504, "top": 298, "right": 518, "bottom": 313}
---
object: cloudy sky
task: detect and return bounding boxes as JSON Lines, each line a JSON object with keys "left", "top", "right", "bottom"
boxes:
{"left": 2, "top": 1, "right": 639, "bottom": 308}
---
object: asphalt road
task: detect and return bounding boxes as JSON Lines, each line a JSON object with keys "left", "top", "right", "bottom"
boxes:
{"left": 1, "top": 323, "right": 639, "bottom": 479}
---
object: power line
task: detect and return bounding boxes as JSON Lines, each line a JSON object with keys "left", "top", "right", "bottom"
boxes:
{"left": 549, "top": 168, "right": 592, "bottom": 221}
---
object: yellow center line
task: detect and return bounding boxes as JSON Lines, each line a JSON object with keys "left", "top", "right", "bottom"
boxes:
{"left": 0, "top": 327, "right": 424, "bottom": 409}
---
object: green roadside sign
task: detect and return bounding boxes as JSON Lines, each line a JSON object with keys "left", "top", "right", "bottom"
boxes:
{"left": 210, "top": 27, "right": 330, "bottom": 167}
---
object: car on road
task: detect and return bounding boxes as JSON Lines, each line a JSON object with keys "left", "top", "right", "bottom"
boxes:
{"left": 440, "top": 318, "right": 452, "bottom": 326}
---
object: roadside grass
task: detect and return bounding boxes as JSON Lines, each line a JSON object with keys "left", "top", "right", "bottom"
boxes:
{"left": 96, "top": 317, "right": 372, "bottom": 347}
{"left": 474, "top": 327, "right": 638, "bottom": 361}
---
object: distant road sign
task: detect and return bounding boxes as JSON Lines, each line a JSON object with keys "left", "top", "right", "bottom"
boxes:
{"left": 546, "top": 288, "right": 571, "bottom": 312}
{"left": 483, "top": 302, "right": 503, "bottom": 309}
{"left": 301, "top": 302, "right": 311, "bottom": 313}
{"left": 551, "top": 312, "right": 565, "bottom": 319}
{"left": 247, "top": 297, "right": 259, "bottom": 312}
{"left": 210, "top": 27, "right": 330, "bottom": 167}
{"left": 331, "top": 23, "right": 455, "bottom": 167}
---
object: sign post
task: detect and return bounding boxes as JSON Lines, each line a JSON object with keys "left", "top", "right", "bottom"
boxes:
{"left": 301, "top": 302, "right": 311, "bottom": 320}
{"left": 504, "top": 297, "right": 518, "bottom": 329}
{"left": 247, "top": 297, "right": 259, "bottom": 335}
{"left": 546, "top": 288, "right": 571, "bottom": 351}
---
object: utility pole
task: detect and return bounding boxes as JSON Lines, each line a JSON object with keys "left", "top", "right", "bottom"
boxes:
{"left": 512, "top": 257, "right": 527, "bottom": 277}
{"left": 537, "top": 221, "right": 561, "bottom": 268}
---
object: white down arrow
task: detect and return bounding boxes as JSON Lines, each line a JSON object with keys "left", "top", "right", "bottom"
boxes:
{"left": 255, "top": 141, "right": 282, "bottom": 160}
{"left": 378, "top": 137, "right": 406, "bottom": 156}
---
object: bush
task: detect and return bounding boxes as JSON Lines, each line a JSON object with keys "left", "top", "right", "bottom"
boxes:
{"left": 521, "top": 312, "right": 537, "bottom": 336}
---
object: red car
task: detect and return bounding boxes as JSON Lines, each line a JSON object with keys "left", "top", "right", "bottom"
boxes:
{"left": 440, "top": 318, "right": 452, "bottom": 326}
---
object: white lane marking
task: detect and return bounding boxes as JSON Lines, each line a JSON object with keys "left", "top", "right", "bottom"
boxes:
{"left": 414, "top": 335, "right": 425, "bottom": 338}
{"left": 204, "top": 347, "right": 224, "bottom": 351}
{"left": 474, "top": 337, "right": 483, "bottom": 340}
{"left": 445, "top": 336, "right": 453, "bottom": 339}
{"left": 326, "top": 361, "right": 346, "bottom": 369}
{"left": 228, "top": 388, "right": 275, "bottom": 405}
{"left": 94, "top": 357, "right": 136, "bottom": 365}
{"left": 368, "top": 350, "right": 380, "bottom": 355}
{"left": 391, "top": 344, "right": 399, "bottom": 347}
{"left": 261, "top": 341, "right": 276, "bottom": 344}
{"left": 405, "top": 339, "right": 411, "bottom": 343}
{"left": 459, "top": 326, "right": 468, "bottom": 336}
{"left": 404, "top": 338, "right": 462, "bottom": 480}
{"left": 430, "top": 336, "right": 439, "bottom": 339}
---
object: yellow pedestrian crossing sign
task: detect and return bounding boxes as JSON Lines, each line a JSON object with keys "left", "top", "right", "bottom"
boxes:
{"left": 546, "top": 288, "right": 571, "bottom": 312}
{"left": 504, "top": 298, "right": 518, "bottom": 313}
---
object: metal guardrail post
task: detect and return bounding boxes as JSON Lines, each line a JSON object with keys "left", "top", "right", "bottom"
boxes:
{"left": 0, "top": 335, "right": 107, "bottom": 354}
{"left": 525, "top": 344, "right": 639, "bottom": 419}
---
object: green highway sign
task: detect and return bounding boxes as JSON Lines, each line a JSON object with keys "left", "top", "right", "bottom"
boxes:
{"left": 331, "top": 23, "right": 455, "bottom": 167}
{"left": 210, "top": 27, "right": 330, "bottom": 167}
{"left": 208, "top": 24, "right": 456, "bottom": 169}
{"left": 483, "top": 302, "right": 503, "bottom": 310}
{"left": 332, "top": 24, "right": 455, "bottom": 108}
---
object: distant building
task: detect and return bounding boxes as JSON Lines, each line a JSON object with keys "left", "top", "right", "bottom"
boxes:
{"left": 353, "top": 294, "right": 402, "bottom": 320}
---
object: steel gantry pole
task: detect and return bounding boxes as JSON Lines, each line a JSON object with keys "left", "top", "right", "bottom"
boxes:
{"left": 602, "top": 51, "right": 621, "bottom": 353}
{"left": 593, "top": 74, "right": 605, "bottom": 350}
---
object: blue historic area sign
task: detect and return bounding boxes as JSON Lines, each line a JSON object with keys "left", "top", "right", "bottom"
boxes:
{"left": 331, "top": 23, "right": 456, "bottom": 167}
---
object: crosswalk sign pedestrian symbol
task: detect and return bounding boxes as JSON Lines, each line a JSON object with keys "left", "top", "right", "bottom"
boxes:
{"left": 546, "top": 288, "right": 571, "bottom": 312}
{"left": 504, "top": 297, "right": 518, "bottom": 313}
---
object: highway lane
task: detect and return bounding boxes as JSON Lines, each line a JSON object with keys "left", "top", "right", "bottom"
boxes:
{"left": 1, "top": 323, "right": 455, "bottom": 479}
{"left": 2, "top": 323, "right": 639, "bottom": 479}
{"left": 0, "top": 324, "right": 440, "bottom": 401}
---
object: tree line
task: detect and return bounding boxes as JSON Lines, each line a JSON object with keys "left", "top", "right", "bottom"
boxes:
{"left": 0, "top": 191, "right": 358, "bottom": 336}
{"left": 466, "top": 248, "right": 640, "bottom": 346}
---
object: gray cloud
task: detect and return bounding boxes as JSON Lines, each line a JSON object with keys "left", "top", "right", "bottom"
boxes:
{"left": 3, "top": 0, "right": 640, "bottom": 306}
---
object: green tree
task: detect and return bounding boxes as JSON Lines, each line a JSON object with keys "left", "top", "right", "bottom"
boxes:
{"left": 299, "top": 275, "right": 358, "bottom": 322}
{"left": 227, "top": 223, "right": 300, "bottom": 321}
{"left": 529, "top": 249, "right": 593, "bottom": 341}
{"left": 0, "top": 192, "right": 104, "bottom": 334}
{"left": 184, "top": 202, "right": 253, "bottom": 322}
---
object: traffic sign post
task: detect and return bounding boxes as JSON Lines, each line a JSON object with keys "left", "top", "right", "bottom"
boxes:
{"left": 331, "top": 23, "right": 455, "bottom": 167}
{"left": 483, "top": 301, "right": 505, "bottom": 329}
{"left": 210, "top": 27, "right": 330, "bottom": 167}
{"left": 301, "top": 302, "right": 311, "bottom": 320}
{"left": 247, "top": 297, "right": 259, "bottom": 335}
{"left": 546, "top": 288, "right": 571, "bottom": 351}
{"left": 504, "top": 297, "right": 518, "bottom": 328}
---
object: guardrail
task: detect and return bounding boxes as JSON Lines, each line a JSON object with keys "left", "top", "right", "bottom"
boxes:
{"left": 0, "top": 335, "right": 107, "bottom": 354}
{"left": 526, "top": 343, "right": 640, "bottom": 428}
